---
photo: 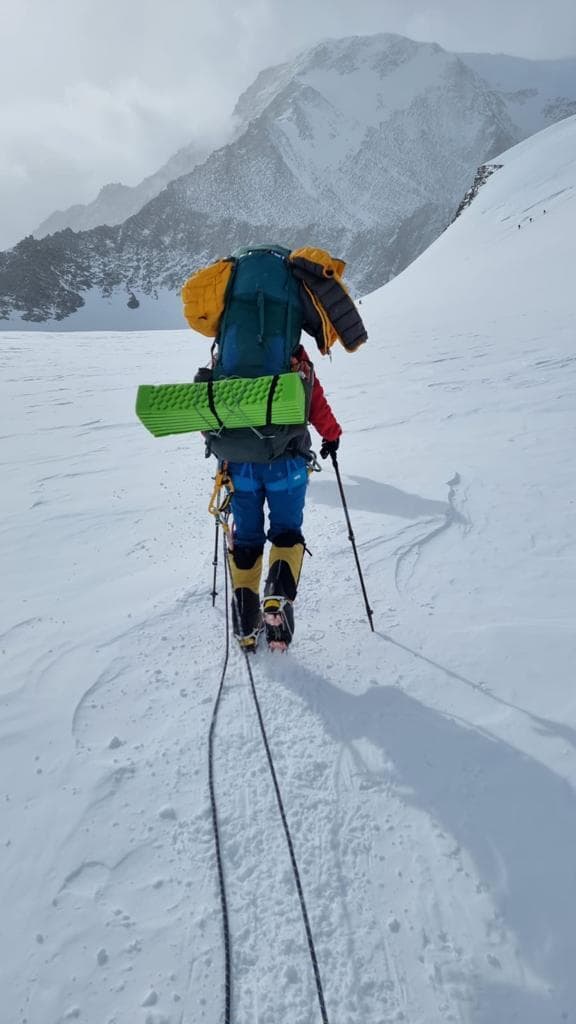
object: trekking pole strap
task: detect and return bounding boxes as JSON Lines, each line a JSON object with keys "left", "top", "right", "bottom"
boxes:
{"left": 330, "top": 452, "right": 375, "bottom": 631}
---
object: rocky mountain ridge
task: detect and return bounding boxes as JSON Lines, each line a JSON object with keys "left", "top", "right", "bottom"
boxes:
{"left": 0, "top": 33, "right": 560, "bottom": 329}
{"left": 33, "top": 139, "right": 212, "bottom": 238}
{"left": 31, "top": 46, "right": 576, "bottom": 243}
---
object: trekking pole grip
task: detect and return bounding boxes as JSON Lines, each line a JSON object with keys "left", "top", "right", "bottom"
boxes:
{"left": 330, "top": 452, "right": 375, "bottom": 631}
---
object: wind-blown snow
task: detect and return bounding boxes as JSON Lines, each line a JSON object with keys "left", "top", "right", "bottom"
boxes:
{"left": 1, "top": 116, "right": 576, "bottom": 1024}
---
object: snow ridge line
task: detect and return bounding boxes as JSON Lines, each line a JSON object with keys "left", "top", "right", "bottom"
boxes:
{"left": 205, "top": 532, "right": 331, "bottom": 1023}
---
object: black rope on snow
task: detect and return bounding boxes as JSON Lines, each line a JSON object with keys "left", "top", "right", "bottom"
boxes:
{"left": 208, "top": 530, "right": 233, "bottom": 1024}
{"left": 209, "top": 538, "right": 330, "bottom": 1024}
{"left": 237, "top": 638, "right": 330, "bottom": 1024}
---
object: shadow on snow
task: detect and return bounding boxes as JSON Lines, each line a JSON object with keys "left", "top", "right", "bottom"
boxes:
{"left": 267, "top": 654, "right": 576, "bottom": 1024}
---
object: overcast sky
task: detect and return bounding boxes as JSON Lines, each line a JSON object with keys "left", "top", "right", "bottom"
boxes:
{"left": 1, "top": 0, "right": 575, "bottom": 248}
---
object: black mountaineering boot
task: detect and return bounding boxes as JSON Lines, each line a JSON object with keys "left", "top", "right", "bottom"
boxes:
{"left": 228, "top": 545, "right": 264, "bottom": 652}
{"left": 263, "top": 531, "right": 305, "bottom": 652}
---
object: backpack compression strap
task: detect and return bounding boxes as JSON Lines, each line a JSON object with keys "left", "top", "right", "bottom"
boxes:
{"left": 136, "top": 373, "right": 307, "bottom": 438}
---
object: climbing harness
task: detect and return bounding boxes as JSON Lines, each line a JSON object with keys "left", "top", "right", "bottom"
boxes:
{"left": 207, "top": 482, "right": 330, "bottom": 1023}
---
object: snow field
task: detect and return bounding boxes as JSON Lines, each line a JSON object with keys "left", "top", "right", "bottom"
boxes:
{"left": 2, "top": 116, "right": 576, "bottom": 1023}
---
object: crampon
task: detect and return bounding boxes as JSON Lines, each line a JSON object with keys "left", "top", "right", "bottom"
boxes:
{"left": 262, "top": 596, "right": 294, "bottom": 652}
{"left": 234, "top": 620, "right": 263, "bottom": 654}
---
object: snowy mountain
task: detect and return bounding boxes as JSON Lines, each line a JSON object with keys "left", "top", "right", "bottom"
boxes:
{"left": 2, "top": 114, "right": 576, "bottom": 1024}
{"left": 0, "top": 33, "right": 518, "bottom": 329}
{"left": 30, "top": 48, "right": 576, "bottom": 246}
{"left": 241, "top": 47, "right": 576, "bottom": 141}
{"left": 33, "top": 140, "right": 212, "bottom": 238}
{"left": 460, "top": 51, "right": 576, "bottom": 136}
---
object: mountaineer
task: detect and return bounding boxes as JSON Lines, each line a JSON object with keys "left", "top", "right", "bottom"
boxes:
{"left": 181, "top": 244, "right": 367, "bottom": 651}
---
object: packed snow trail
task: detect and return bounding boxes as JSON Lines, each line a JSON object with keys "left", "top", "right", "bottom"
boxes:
{"left": 209, "top": 538, "right": 331, "bottom": 1024}
{"left": 2, "top": 116, "right": 576, "bottom": 1024}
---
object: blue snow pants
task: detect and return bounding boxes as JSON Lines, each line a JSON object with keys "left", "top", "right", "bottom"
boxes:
{"left": 227, "top": 456, "right": 309, "bottom": 548}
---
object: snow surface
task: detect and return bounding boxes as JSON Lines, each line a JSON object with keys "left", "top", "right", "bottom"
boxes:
{"left": 2, "top": 116, "right": 576, "bottom": 1024}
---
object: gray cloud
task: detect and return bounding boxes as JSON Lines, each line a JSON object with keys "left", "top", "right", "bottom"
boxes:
{"left": 1, "top": 0, "right": 575, "bottom": 248}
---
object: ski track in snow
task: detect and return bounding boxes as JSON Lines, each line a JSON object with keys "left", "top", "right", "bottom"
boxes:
{"left": 3, "top": 119, "right": 576, "bottom": 1024}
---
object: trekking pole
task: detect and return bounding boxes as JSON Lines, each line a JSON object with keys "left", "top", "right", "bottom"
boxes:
{"left": 330, "top": 452, "right": 374, "bottom": 631}
{"left": 211, "top": 517, "right": 220, "bottom": 607}
{"left": 209, "top": 466, "right": 233, "bottom": 608}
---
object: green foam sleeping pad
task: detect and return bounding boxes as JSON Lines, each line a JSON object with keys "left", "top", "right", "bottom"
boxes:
{"left": 136, "top": 372, "right": 307, "bottom": 438}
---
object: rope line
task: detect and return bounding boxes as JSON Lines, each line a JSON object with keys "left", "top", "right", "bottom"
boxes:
{"left": 209, "top": 525, "right": 330, "bottom": 1023}
{"left": 238, "top": 639, "right": 330, "bottom": 1024}
{"left": 207, "top": 528, "right": 233, "bottom": 1023}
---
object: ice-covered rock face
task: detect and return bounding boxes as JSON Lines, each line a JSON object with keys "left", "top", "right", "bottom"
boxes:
{"left": 2, "top": 33, "right": 571, "bottom": 330}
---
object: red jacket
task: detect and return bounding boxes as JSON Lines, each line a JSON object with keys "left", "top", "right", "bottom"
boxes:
{"left": 291, "top": 345, "right": 342, "bottom": 442}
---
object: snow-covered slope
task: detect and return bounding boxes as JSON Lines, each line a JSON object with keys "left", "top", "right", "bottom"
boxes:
{"left": 2, "top": 117, "right": 576, "bottom": 1024}
{"left": 0, "top": 33, "right": 517, "bottom": 329}
{"left": 460, "top": 51, "right": 576, "bottom": 135}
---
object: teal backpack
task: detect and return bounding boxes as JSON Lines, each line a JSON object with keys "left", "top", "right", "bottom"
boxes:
{"left": 213, "top": 245, "right": 304, "bottom": 380}
{"left": 136, "top": 245, "right": 313, "bottom": 461}
{"left": 204, "top": 245, "right": 312, "bottom": 462}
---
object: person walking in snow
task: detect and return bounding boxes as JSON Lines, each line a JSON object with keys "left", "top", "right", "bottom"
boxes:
{"left": 181, "top": 244, "right": 367, "bottom": 652}
{"left": 220, "top": 343, "right": 342, "bottom": 652}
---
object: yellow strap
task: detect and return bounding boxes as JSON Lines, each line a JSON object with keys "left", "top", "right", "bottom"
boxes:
{"left": 208, "top": 464, "right": 235, "bottom": 524}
